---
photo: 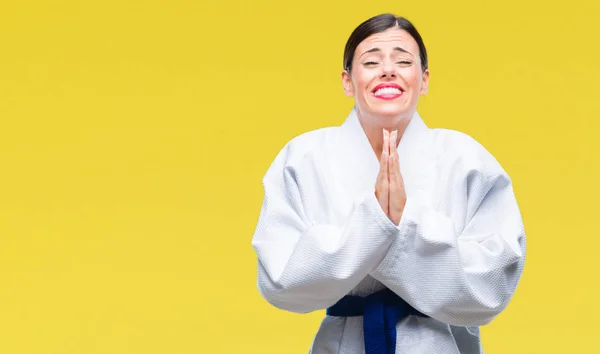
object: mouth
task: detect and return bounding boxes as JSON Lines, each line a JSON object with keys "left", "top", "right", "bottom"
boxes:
{"left": 371, "top": 83, "right": 404, "bottom": 100}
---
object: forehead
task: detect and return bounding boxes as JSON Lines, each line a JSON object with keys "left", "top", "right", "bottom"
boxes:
{"left": 355, "top": 28, "right": 419, "bottom": 55}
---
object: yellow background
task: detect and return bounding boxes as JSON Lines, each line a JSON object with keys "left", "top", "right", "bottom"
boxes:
{"left": 1, "top": 0, "right": 598, "bottom": 353}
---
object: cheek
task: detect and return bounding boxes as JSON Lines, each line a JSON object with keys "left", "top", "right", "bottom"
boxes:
{"left": 353, "top": 70, "right": 375, "bottom": 93}
{"left": 401, "top": 69, "right": 423, "bottom": 88}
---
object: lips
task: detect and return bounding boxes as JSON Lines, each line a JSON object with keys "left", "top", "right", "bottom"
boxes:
{"left": 372, "top": 83, "right": 404, "bottom": 100}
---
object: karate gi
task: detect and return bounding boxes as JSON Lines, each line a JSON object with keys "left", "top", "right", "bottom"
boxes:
{"left": 251, "top": 108, "right": 526, "bottom": 353}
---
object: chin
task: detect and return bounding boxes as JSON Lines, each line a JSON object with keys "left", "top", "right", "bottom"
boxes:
{"left": 357, "top": 101, "right": 413, "bottom": 124}
{"left": 372, "top": 105, "right": 407, "bottom": 119}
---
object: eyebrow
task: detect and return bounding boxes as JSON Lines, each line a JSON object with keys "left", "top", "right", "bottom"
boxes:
{"left": 359, "top": 47, "right": 413, "bottom": 58}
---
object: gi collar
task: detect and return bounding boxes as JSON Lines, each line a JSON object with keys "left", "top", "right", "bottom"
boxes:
{"left": 341, "top": 107, "right": 429, "bottom": 169}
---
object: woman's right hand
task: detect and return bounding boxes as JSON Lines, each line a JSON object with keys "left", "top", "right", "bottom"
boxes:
{"left": 375, "top": 129, "right": 391, "bottom": 217}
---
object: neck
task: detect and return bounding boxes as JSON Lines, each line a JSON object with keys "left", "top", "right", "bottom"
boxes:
{"left": 356, "top": 110, "right": 413, "bottom": 160}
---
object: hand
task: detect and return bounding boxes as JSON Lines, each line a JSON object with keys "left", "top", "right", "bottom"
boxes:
{"left": 374, "top": 129, "right": 407, "bottom": 225}
{"left": 387, "top": 130, "right": 406, "bottom": 225}
{"left": 375, "top": 129, "right": 390, "bottom": 217}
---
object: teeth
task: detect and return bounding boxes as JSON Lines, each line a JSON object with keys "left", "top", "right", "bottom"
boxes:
{"left": 374, "top": 87, "right": 402, "bottom": 96}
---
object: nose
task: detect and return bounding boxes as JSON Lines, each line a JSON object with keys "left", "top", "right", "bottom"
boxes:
{"left": 380, "top": 60, "right": 396, "bottom": 78}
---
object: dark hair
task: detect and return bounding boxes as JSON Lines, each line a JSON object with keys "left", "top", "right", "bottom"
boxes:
{"left": 343, "top": 14, "right": 428, "bottom": 73}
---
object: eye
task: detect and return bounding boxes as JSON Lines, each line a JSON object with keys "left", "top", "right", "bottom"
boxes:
{"left": 364, "top": 61, "right": 379, "bottom": 66}
{"left": 397, "top": 61, "right": 412, "bottom": 65}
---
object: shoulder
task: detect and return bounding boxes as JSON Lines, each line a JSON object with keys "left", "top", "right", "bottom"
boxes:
{"left": 283, "top": 127, "right": 335, "bottom": 161}
{"left": 429, "top": 128, "right": 508, "bottom": 179}
{"left": 263, "top": 126, "right": 337, "bottom": 180}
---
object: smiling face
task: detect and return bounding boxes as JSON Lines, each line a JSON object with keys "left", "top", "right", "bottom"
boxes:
{"left": 342, "top": 27, "right": 430, "bottom": 127}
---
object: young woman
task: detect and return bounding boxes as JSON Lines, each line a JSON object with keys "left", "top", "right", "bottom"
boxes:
{"left": 251, "top": 13, "right": 526, "bottom": 354}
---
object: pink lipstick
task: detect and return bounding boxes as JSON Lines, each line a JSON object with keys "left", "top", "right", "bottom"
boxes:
{"left": 372, "top": 83, "right": 404, "bottom": 100}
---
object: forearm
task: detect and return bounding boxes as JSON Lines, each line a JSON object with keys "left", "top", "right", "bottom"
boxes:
{"left": 371, "top": 184, "right": 526, "bottom": 326}
{"left": 254, "top": 191, "right": 398, "bottom": 313}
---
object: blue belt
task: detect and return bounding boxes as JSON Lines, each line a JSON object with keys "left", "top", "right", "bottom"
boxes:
{"left": 326, "top": 288, "right": 428, "bottom": 354}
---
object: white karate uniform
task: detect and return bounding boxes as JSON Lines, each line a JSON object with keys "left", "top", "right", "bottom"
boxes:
{"left": 251, "top": 108, "right": 526, "bottom": 353}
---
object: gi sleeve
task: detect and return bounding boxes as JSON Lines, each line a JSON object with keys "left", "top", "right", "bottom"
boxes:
{"left": 251, "top": 143, "right": 398, "bottom": 314}
{"left": 370, "top": 157, "right": 527, "bottom": 327}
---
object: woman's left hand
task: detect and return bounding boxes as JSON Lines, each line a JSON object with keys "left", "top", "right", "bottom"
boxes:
{"left": 388, "top": 130, "right": 406, "bottom": 225}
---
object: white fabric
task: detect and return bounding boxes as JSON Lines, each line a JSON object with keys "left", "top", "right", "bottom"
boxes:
{"left": 251, "top": 108, "right": 526, "bottom": 353}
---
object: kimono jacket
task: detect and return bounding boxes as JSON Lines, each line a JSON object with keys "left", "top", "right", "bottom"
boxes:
{"left": 251, "top": 108, "right": 526, "bottom": 353}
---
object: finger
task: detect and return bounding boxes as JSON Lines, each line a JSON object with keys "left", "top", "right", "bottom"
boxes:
{"left": 381, "top": 130, "right": 390, "bottom": 215}
{"left": 389, "top": 130, "right": 398, "bottom": 181}
{"left": 380, "top": 166, "right": 389, "bottom": 215}
{"left": 389, "top": 152, "right": 396, "bottom": 191}
{"left": 389, "top": 151, "right": 402, "bottom": 223}
{"left": 382, "top": 129, "right": 390, "bottom": 157}
{"left": 391, "top": 130, "right": 397, "bottom": 157}
{"left": 382, "top": 129, "right": 390, "bottom": 179}
{"left": 393, "top": 131, "right": 404, "bottom": 184}
{"left": 377, "top": 129, "right": 389, "bottom": 180}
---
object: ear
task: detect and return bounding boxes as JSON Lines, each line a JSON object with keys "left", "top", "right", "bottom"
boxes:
{"left": 341, "top": 70, "right": 354, "bottom": 97}
{"left": 420, "top": 69, "right": 430, "bottom": 95}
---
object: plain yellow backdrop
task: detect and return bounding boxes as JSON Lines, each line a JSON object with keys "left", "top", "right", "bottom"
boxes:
{"left": 1, "top": 0, "right": 598, "bottom": 353}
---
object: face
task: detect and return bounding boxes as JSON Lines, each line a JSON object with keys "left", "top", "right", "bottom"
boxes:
{"left": 342, "top": 27, "right": 429, "bottom": 125}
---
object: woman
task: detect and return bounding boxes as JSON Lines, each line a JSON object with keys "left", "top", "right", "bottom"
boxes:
{"left": 251, "top": 13, "right": 526, "bottom": 354}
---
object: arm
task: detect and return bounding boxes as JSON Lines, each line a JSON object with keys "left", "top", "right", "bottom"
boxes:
{"left": 251, "top": 142, "right": 397, "bottom": 314}
{"left": 371, "top": 167, "right": 527, "bottom": 327}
